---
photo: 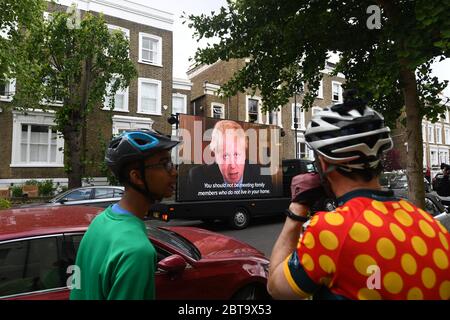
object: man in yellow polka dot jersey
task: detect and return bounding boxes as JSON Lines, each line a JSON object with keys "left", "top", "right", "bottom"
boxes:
{"left": 267, "top": 91, "right": 450, "bottom": 300}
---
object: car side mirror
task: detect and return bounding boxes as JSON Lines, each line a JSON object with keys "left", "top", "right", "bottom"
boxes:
{"left": 158, "top": 254, "right": 186, "bottom": 274}
{"left": 58, "top": 199, "right": 67, "bottom": 204}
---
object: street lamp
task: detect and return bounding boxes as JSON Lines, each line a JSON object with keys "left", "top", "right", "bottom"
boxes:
{"left": 294, "top": 86, "right": 299, "bottom": 159}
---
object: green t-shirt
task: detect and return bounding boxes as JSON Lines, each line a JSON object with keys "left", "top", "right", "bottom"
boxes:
{"left": 70, "top": 206, "right": 156, "bottom": 300}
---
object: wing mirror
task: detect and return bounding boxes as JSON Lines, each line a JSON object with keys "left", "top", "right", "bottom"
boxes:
{"left": 158, "top": 254, "right": 187, "bottom": 274}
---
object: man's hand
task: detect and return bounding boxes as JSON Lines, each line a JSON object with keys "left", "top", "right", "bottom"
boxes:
{"left": 291, "top": 173, "right": 326, "bottom": 207}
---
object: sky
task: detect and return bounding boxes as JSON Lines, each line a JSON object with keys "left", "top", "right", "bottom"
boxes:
{"left": 133, "top": 0, "right": 450, "bottom": 97}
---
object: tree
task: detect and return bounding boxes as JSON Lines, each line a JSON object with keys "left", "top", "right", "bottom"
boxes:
{"left": 187, "top": 0, "right": 450, "bottom": 208}
{"left": 0, "top": 0, "right": 44, "bottom": 79}
{"left": 11, "top": 8, "right": 137, "bottom": 188}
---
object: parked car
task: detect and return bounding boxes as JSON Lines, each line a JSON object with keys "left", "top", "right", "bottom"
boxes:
{"left": 18, "top": 186, "right": 124, "bottom": 208}
{"left": 381, "top": 173, "right": 446, "bottom": 216}
{"left": 0, "top": 206, "right": 270, "bottom": 300}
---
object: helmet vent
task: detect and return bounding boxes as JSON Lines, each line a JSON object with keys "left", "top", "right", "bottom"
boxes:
{"left": 134, "top": 138, "right": 149, "bottom": 146}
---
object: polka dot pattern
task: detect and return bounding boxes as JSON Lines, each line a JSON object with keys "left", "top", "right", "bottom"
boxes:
{"left": 439, "top": 232, "right": 449, "bottom": 250}
{"left": 439, "top": 281, "right": 450, "bottom": 300}
{"left": 354, "top": 254, "right": 377, "bottom": 276}
{"left": 376, "top": 238, "right": 396, "bottom": 260}
{"left": 419, "top": 220, "right": 436, "bottom": 238}
{"left": 319, "top": 255, "right": 336, "bottom": 273}
{"left": 285, "top": 197, "right": 450, "bottom": 300}
{"left": 389, "top": 223, "right": 406, "bottom": 242}
{"left": 324, "top": 212, "right": 344, "bottom": 226}
{"left": 407, "top": 287, "right": 423, "bottom": 300}
{"left": 401, "top": 254, "right": 417, "bottom": 275}
{"left": 421, "top": 268, "right": 436, "bottom": 289}
{"left": 357, "top": 288, "right": 381, "bottom": 300}
{"left": 349, "top": 222, "right": 371, "bottom": 243}
{"left": 372, "top": 200, "right": 388, "bottom": 214}
{"left": 319, "top": 230, "right": 339, "bottom": 251}
{"left": 394, "top": 209, "right": 413, "bottom": 227}
{"left": 383, "top": 272, "right": 403, "bottom": 294}
{"left": 364, "top": 210, "right": 383, "bottom": 227}
{"left": 411, "top": 236, "right": 428, "bottom": 256}
{"left": 303, "top": 232, "right": 315, "bottom": 249}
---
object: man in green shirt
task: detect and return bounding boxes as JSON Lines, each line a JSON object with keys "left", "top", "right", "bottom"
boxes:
{"left": 70, "top": 129, "right": 179, "bottom": 300}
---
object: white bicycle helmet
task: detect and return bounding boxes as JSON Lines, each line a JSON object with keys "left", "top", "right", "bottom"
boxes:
{"left": 305, "top": 94, "right": 393, "bottom": 172}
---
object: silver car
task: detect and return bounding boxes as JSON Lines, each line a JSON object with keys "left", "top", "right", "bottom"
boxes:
{"left": 19, "top": 186, "right": 124, "bottom": 208}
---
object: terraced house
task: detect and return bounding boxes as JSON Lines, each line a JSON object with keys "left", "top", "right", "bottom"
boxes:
{"left": 0, "top": 0, "right": 186, "bottom": 188}
{"left": 187, "top": 59, "right": 346, "bottom": 161}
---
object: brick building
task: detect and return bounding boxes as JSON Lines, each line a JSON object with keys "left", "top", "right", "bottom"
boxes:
{"left": 0, "top": 0, "right": 183, "bottom": 187}
{"left": 186, "top": 59, "right": 346, "bottom": 161}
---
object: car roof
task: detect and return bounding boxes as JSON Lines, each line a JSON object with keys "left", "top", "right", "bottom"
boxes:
{"left": 68, "top": 186, "right": 124, "bottom": 190}
{"left": 0, "top": 206, "right": 103, "bottom": 241}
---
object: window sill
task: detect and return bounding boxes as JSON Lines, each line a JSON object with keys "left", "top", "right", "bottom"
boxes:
{"left": 0, "top": 97, "right": 12, "bottom": 102}
{"left": 102, "top": 107, "right": 130, "bottom": 113}
{"left": 138, "top": 60, "right": 163, "bottom": 68}
{"left": 10, "top": 164, "right": 65, "bottom": 168}
{"left": 137, "top": 111, "right": 162, "bottom": 116}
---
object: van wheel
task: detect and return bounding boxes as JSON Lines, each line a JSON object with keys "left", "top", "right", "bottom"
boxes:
{"left": 229, "top": 207, "right": 250, "bottom": 230}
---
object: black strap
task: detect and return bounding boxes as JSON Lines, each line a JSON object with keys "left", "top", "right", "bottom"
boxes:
{"left": 285, "top": 209, "right": 309, "bottom": 222}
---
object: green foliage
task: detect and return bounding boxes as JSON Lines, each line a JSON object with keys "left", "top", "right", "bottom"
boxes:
{"left": 0, "top": 0, "right": 45, "bottom": 79}
{"left": 38, "top": 180, "right": 55, "bottom": 196}
{"left": 8, "top": 9, "right": 137, "bottom": 187}
{"left": 25, "top": 179, "right": 39, "bottom": 185}
{"left": 186, "top": 0, "right": 449, "bottom": 125}
{"left": 0, "top": 199, "right": 11, "bottom": 210}
{"left": 11, "top": 185, "right": 23, "bottom": 198}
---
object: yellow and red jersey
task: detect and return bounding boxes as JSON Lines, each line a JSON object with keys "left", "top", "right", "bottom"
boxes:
{"left": 284, "top": 189, "right": 450, "bottom": 300}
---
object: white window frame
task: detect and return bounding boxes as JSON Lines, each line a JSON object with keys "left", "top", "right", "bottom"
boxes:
{"left": 103, "top": 75, "right": 129, "bottom": 113}
{"left": 265, "top": 108, "right": 282, "bottom": 127}
{"left": 312, "top": 106, "right": 322, "bottom": 117}
{"left": 423, "top": 145, "right": 427, "bottom": 168}
{"left": 422, "top": 121, "right": 427, "bottom": 143}
{"left": 292, "top": 103, "right": 305, "bottom": 130}
{"left": 246, "top": 95, "right": 263, "bottom": 124}
{"left": 428, "top": 124, "right": 435, "bottom": 143}
{"left": 139, "top": 32, "right": 162, "bottom": 67}
{"left": 172, "top": 93, "right": 187, "bottom": 115}
{"left": 331, "top": 81, "right": 343, "bottom": 103}
{"left": 137, "top": 78, "right": 162, "bottom": 116}
{"left": 445, "top": 126, "right": 450, "bottom": 145}
{"left": 10, "top": 111, "right": 64, "bottom": 167}
{"left": 0, "top": 79, "right": 15, "bottom": 102}
{"left": 436, "top": 124, "right": 442, "bottom": 144}
{"left": 211, "top": 102, "right": 225, "bottom": 119}
{"left": 317, "top": 79, "right": 324, "bottom": 99}
{"left": 430, "top": 147, "right": 439, "bottom": 167}
{"left": 107, "top": 24, "right": 130, "bottom": 39}
{"left": 112, "top": 115, "right": 154, "bottom": 136}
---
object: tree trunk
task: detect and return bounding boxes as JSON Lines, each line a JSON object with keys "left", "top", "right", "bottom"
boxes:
{"left": 65, "top": 126, "right": 83, "bottom": 189}
{"left": 400, "top": 67, "right": 426, "bottom": 209}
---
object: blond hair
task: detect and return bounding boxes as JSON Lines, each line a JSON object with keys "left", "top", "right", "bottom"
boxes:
{"left": 209, "top": 120, "right": 247, "bottom": 153}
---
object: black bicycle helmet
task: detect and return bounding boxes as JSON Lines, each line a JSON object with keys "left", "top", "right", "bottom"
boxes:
{"left": 304, "top": 95, "right": 393, "bottom": 172}
{"left": 105, "top": 129, "right": 179, "bottom": 180}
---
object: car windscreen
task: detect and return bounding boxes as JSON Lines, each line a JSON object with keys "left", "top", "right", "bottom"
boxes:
{"left": 146, "top": 225, "right": 201, "bottom": 261}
